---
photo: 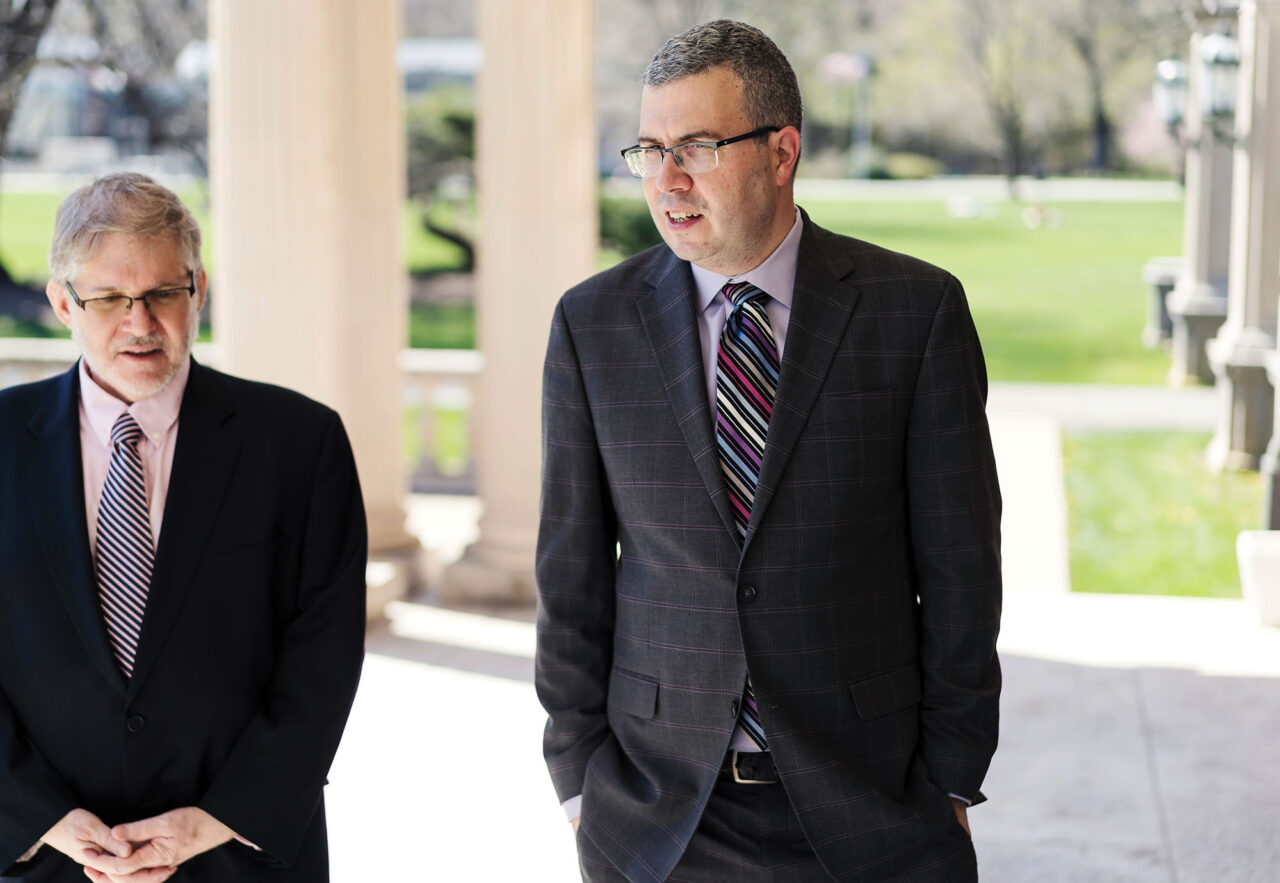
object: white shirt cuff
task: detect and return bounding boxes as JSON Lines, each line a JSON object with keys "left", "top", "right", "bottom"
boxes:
{"left": 562, "top": 794, "right": 583, "bottom": 822}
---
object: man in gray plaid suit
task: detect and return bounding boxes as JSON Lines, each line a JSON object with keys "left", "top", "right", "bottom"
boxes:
{"left": 536, "top": 20, "right": 1001, "bottom": 882}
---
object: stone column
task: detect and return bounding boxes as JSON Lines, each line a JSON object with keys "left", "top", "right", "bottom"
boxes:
{"left": 1168, "top": 26, "right": 1235, "bottom": 386}
{"left": 1265, "top": 349, "right": 1280, "bottom": 526}
{"left": 1207, "top": 0, "right": 1280, "bottom": 472}
{"left": 443, "top": 0, "right": 597, "bottom": 601}
{"left": 208, "top": 0, "right": 418, "bottom": 605}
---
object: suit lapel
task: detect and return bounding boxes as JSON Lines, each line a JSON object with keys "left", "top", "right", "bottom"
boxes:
{"left": 748, "top": 218, "right": 860, "bottom": 546}
{"left": 25, "top": 364, "right": 127, "bottom": 696}
{"left": 128, "top": 361, "right": 241, "bottom": 697}
{"left": 636, "top": 252, "right": 740, "bottom": 541}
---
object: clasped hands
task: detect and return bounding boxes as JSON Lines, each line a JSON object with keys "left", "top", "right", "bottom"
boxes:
{"left": 42, "top": 806, "right": 234, "bottom": 882}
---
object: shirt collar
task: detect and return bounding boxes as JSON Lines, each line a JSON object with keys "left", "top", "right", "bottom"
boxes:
{"left": 79, "top": 357, "right": 191, "bottom": 448}
{"left": 691, "top": 206, "right": 803, "bottom": 315}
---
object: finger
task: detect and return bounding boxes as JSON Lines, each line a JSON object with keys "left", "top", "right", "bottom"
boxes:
{"left": 119, "top": 867, "right": 178, "bottom": 882}
{"left": 110, "top": 818, "right": 161, "bottom": 844}
{"left": 78, "top": 818, "right": 132, "bottom": 858}
{"left": 86, "top": 846, "right": 162, "bottom": 877}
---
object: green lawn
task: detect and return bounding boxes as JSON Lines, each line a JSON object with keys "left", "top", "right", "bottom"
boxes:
{"left": 803, "top": 200, "right": 1182, "bottom": 384}
{"left": 4, "top": 189, "right": 1181, "bottom": 376}
{"left": 1063, "top": 431, "right": 1264, "bottom": 598}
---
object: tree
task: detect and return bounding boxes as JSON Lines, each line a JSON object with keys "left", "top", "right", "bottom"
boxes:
{"left": 73, "top": 0, "right": 207, "bottom": 171}
{"left": 405, "top": 84, "right": 475, "bottom": 272}
{"left": 1049, "top": 0, "right": 1186, "bottom": 171}
{"left": 0, "top": 0, "right": 61, "bottom": 283}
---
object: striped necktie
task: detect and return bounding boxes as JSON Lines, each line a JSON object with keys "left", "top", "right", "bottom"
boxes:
{"left": 715, "top": 281, "right": 779, "bottom": 750}
{"left": 95, "top": 411, "right": 155, "bottom": 678}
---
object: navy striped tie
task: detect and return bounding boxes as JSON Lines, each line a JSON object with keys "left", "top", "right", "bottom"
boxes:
{"left": 715, "top": 281, "right": 779, "bottom": 750}
{"left": 96, "top": 412, "right": 154, "bottom": 678}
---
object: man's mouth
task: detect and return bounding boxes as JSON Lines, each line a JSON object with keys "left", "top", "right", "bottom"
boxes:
{"left": 119, "top": 348, "right": 162, "bottom": 359}
{"left": 667, "top": 211, "right": 702, "bottom": 227}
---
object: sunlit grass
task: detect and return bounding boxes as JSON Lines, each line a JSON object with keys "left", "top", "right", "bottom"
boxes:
{"left": 1064, "top": 432, "right": 1263, "bottom": 598}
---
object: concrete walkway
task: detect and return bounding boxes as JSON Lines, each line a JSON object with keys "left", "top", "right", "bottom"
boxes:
{"left": 325, "top": 382, "right": 1279, "bottom": 882}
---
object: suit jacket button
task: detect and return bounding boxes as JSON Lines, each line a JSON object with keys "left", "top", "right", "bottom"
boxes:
{"left": 737, "top": 585, "right": 758, "bottom": 605}
{"left": 126, "top": 715, "right": 145, "bottom": 733}
{"left": 729, "top": 699, "right": 740, "bottom": 718}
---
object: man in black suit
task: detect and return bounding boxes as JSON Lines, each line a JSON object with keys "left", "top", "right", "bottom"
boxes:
{"left": 0, "top": 173, "right": 366, "bottom": 881}
{"left": 536, "top": 21, "right": 1002, "bottom": 882}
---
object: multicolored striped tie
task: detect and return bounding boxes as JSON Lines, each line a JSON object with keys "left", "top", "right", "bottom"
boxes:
{"left": 95, "top": 412, "right": 154, "bottom": 678}
{"left": 715, "top": 281, "right": 779, "bottom": 750}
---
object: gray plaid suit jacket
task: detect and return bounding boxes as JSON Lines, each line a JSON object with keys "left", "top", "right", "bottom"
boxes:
{"left": 536, "top": 211, "right": 1001, "bottom": 882}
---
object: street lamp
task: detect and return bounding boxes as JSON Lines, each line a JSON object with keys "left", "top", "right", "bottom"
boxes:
{"left": 1198, "top": 32, "right": 1242, "bottom": 128}
{"left": 1153, "top": 30, "right": 1242, "bottom": 145}
{"left": 1153, "top": 59, "right": 1189, "bottom": 130}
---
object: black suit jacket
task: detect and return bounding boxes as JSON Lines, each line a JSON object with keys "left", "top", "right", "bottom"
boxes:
{"left": 536, "top": 212, "right": 1002, "bottom": 882}
{"left": 0, "top": 360, "right": 367, "bottom": 881}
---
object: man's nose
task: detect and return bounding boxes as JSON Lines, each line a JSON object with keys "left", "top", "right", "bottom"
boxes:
{"left": 655, "top": 151, "right": 691, "bottom": 193}
{"left": 121, "top": 297, "right": 159, "bottom": 331}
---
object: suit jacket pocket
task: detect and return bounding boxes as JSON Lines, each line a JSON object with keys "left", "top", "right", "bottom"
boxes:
{"left": 608, "top": 668, "right": 658, "bottom": 719}
{"left": 849, "top": 665, "right": 921, "bottom": 719}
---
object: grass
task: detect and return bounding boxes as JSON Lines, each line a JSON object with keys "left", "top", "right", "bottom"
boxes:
{"left": 1063, "top": 431, "right": 1264, "bottom": 598}
{"left": 803, "top": 200, "right": 1183, "bottom": 385}
{"left": 4, "top": 190, "right": 1181, "bottom": 377}
{"left": 408, "top": 301, "right": 474, "bottom": 350}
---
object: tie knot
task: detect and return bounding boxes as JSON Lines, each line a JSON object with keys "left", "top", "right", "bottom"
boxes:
{"left": 722, "top": 281, "right": 768, "bottom": 312}
{"left": 110, "top": 412, "right": 144, "bottom": 450}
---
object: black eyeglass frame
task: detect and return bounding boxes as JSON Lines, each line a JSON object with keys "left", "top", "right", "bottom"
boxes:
{"left": 620, "top": 126, "right": 781, "bottom": 177}
{"left": 65, "top": 270, "right": 198, "bottom": 314}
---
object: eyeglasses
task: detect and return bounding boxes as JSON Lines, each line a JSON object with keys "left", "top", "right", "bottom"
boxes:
{"left": 620, "top": 126, "right": 779, "bottom": 178}
{"left": 65, "top": 272, "right": 197, "bottom": 317}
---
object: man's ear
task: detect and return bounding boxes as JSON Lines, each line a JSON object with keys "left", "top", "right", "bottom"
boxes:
{"left": 193, "top": 267, "right": 209, "bottom": 313}
{"left": 772, "top": 126, "right": 802, "bottom": 187}
{"left": 46, "top": 279, "right": 74, "bottom": 329}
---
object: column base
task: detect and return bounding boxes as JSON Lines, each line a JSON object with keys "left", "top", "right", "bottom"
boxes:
{"left": 1263, "top": 452, "right": 1280, "bottom": 530}
{"left": 1167, "top": 281, "right": 1228, "bottom": 386}
{"left": 1237, "top": 531, "right": 1280, "bottom": 627}
{"left": 1141, "top": 256, "right": 1181, "bottom": 349}
{"left": 441, "top": 539, "right": 536, "bottom": 604}
{"left": 366, "top": 552, "right": 418, "bottom": 623}
{"left": 1205, "top": 336, "right": 1276, "bottom": 473}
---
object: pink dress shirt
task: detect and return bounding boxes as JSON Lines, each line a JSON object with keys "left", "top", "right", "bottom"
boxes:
{"left": 78, "top": 357, "right": 189, "bottom": 554}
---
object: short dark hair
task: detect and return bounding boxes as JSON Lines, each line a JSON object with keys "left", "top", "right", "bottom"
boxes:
{"left": 643, "top": 20, "right": 802, "bottom": 136}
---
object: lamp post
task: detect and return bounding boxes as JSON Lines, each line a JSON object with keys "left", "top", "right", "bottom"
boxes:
{"left": 1153, "top": 59, "right": 1189, "bottom": 132}
{"left": 1165, "top": 5, "right": 1241, "bottom": 387}
{"left": 1142, "top": 61, "right": 1190, "bottom": 350}
{"left": 819, "top": 51, "right": 875, "bottom": 179}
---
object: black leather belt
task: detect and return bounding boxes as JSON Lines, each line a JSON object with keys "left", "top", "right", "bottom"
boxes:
{"left": 723, "top": 750, "right": 780, "bottom": 784}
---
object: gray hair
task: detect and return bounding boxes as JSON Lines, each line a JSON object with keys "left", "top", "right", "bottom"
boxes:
{"left": 48, "top": 172, "right": 203, "bottom": 281}
{"left": 643, "top": 20, "right": 802, "bottom": 135}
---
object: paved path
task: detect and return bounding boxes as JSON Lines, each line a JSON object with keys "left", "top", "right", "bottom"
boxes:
{"left": 327, "top": 383, "right": 1278, "bottom": 881}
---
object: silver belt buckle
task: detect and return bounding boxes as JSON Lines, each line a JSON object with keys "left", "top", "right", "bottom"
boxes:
{"left": 731, "top": 750, "right": 779, "bottom": 784}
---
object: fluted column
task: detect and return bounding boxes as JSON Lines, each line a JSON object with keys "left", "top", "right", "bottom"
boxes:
{"left": 1207, "top": 0, "right": 1280, "bottom": 472}
{"left": 208, "top": 1, "right": 417, "bottom": 568}
{"left": 1168, "top": 26, "right": 1235, "bottom": 386}
{"left": 443, "top": 0, "right": 596, "bottom": 601}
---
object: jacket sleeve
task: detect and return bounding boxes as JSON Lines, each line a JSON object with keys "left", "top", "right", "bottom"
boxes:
{"left": 534, "top": 298, "right": 620, "bottom": 804}
{"left": 196, "top": 410, "right": 367, "bottom": 866}
{"left": 0, "top": 686, "right": 78, "bottom": 875}
{"left": 905, "top": 274, "right": 1002, "bottom": 804}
